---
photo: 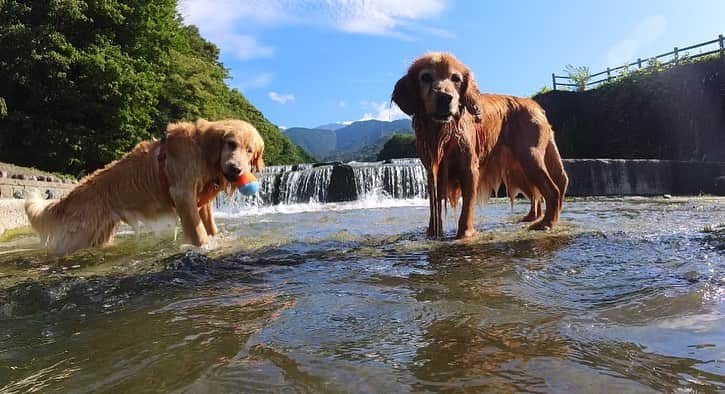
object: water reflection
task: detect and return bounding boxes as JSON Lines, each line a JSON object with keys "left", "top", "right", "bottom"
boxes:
{"left": 0, "top": 197, "right": 723, "bottom": 392}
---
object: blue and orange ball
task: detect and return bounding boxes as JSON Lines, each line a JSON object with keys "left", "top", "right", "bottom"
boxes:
{"left": 235, "top": 172, "right": 260, "bottom": 195}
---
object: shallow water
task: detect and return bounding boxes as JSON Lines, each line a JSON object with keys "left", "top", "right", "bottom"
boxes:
{"left": 0, "top": 197, "right": 724, "bottom": 392}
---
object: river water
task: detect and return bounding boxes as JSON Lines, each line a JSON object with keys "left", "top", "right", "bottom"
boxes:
{"left": 0, "top": 196, "right": 724, "bottom": 392}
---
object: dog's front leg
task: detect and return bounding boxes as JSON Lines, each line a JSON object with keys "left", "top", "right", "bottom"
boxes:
{"left": 172, "top": 191, "right": 207, "bottom": 247}
{"left": 456, "top": 163, "right": 478, "bottom": 239}
{"left": 426, "top": 164, "right": 443, "bottom": 238}
{"left": 199, "top": 202, "right": 218, "bottom": 236}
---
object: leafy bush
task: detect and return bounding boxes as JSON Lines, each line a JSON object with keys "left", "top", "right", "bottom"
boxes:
{"left": 564, "top": 65, "right": 590, "bottom": 91}
{"left": 532, "top": 86, "right": 551, "bottom": 97}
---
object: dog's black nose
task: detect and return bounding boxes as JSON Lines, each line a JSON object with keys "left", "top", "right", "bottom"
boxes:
{"left": 227, "top": 164, "right": 242, "bottom": 177}
{"left": 436, "top": 92, "right": 453, "bottom": 112}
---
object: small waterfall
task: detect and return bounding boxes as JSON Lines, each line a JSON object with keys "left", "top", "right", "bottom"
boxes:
{"left": 215, "top": 159, "right": 428, "bottom": 212}
{"left": 352, "top": 160, "right": 427, "bottom": 199}
{"left": 216, "top": 165, "right": 334, "bottom": 211}
{"left": 276, "top": 165, "right": 333, "bottom": 204}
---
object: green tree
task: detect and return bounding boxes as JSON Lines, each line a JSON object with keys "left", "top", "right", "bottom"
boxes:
{"left": 0, "top": 0, "right": 311, "bottom": 176}
{"left": 377, "top": 133, "right": 418, "bottom": 160}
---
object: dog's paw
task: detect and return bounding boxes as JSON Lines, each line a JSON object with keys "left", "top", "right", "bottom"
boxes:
{"left": 518, "top": 213, "right": 541, "bottom": 223}
{"left": 528, "top": 220, "right": 552, "bottom": 231}
{"left": 455, "top": 228, "right": 477, "bottom": 240}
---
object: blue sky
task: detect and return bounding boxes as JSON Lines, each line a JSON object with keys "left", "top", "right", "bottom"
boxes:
{"left": 179, "top": 0, "right": 725, "bottom": 129}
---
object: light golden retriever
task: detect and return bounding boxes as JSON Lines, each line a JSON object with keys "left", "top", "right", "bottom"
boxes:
{"left": 25, "top": 119, "right": 264, "bottom": 255}
{"left": 392, "top": 53, "right": 567, "bottom": 238}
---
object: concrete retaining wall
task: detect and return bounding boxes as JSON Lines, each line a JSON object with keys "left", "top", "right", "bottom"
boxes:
{"left": 0, "top": 172, "right": 76, "bottom": 236}
{"left": 0, "top": 199, "right": 28, "bottom": 236}
{"left": 0, "top": 177, "right": 75, "bottom": 199}
{"left": 563, "top": 159, "right": 725, "bottom": 196}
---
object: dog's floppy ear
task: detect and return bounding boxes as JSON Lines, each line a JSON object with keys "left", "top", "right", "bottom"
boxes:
{"left": 166, "top": 120, "right": 196, "bottom": 136}
{"left": 252, "top": 146, "right": 265, "bottom": 173}
{"left": 392, "top": 74, "right": 419, "bottom": 116}
{"left": 461, "top": 71, "right": 482, "bottom": 119}
{"left": 195, "top": 119, "right": 224, "bottom": 169}
{"left": 196, "top": 118, "right": 213, "bottom": 134}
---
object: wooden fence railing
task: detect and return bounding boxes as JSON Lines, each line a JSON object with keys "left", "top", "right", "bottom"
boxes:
{"left": 552, "top": 34, "right": 725, "bottom": 91}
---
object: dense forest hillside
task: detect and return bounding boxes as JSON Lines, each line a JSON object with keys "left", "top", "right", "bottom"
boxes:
{"left": 0, "top": 1, "right": 311, "bottom": 175}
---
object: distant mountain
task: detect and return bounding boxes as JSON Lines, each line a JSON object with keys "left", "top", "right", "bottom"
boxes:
{"left": 335, "top": 119, "right": 411, "bottom": 151}
{"left": 315, "top": 123, "right": 346, "bottom": 131}
{"left": 284, "top": 128, "right": 337, "bottom": 159}
{"left": 285, "top": 118, "right": 413, "bottom": 162}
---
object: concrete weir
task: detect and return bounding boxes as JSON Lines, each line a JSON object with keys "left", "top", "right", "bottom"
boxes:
{"left": 2, "top": 159, "right": 725, "bottom": 235}
{"left": 231, "top": 159, "right": 725, "bottom": 206}
{"left": 563, "top": 159, "right": 725, "bottom": 196}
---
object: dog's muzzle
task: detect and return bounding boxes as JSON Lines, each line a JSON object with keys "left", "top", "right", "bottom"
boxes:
{"left": 223, "top": 163, "right": 243, "bottom": 183}
{"left": 433, "top": 92, "right": 454, "bottom": 122}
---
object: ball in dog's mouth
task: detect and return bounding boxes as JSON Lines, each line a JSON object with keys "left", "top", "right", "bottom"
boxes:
{"left": 235, "top": 172, "right": 260, "bottom": 195}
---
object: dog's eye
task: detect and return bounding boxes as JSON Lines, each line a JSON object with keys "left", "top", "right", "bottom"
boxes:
{"left": 247, "top": 148, "right": 253, "bottom": 155}
{"left": 226, "top": 141, "right": 238, "bottom": 150}
{"left": 451, "top": 74, "right": 462, "bottom": 83}
{"left": 420, "top": 73, "right": 433, "bottom": 83}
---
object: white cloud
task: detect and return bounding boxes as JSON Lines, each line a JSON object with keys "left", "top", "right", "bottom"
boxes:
{"left": 223, "top": 34, "right": 274, "bottom": 60}
{"left": 179, "top": 1, "right": 276, "bottom": 60}
{"left": 179, "top": 0, "right": 450, "bottom": 46}
{"left": 233, "top": 72, "right": 273, "bottom": 91}
{"left": 343, "top": 101, "right": 409, "bottom": 124}
{"left": 606, "top": 15, "right": 667, "bottom": 65}
{"left": 331, "top": 0, "right": 448, "bottom": 39}
{"left": 268, "top": 91, "right": 295, "bottom": 104}
{"left": 338, "top": 100, "right": 346, "bottom": 108}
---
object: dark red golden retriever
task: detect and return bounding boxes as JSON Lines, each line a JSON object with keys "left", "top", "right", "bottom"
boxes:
{"left": 392, "top": 53, "right": 567, "bottom": 239}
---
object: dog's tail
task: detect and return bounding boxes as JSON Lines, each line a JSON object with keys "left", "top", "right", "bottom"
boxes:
{"left": 25, "top": 190, "right": 57, "bottom": 246}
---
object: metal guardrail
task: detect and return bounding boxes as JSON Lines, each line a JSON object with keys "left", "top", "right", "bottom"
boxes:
{"left": 552, "top": 34, "right": 725, "bottom": 91}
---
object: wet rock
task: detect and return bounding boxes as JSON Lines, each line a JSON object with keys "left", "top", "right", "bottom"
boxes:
{"left": 45, "top": 189, "right": 61, "bottom": 199}
{"left": 683, "top": 270, "right": 700, "bottom": 283}
{"left": 327, "top": 164, "right": 358, "bottom": 202}
{"left": 292, "top": 163, "right": 313, "bottom": 171}
{"left": 313, "top": 161, "right": 342, "bottom": 168}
